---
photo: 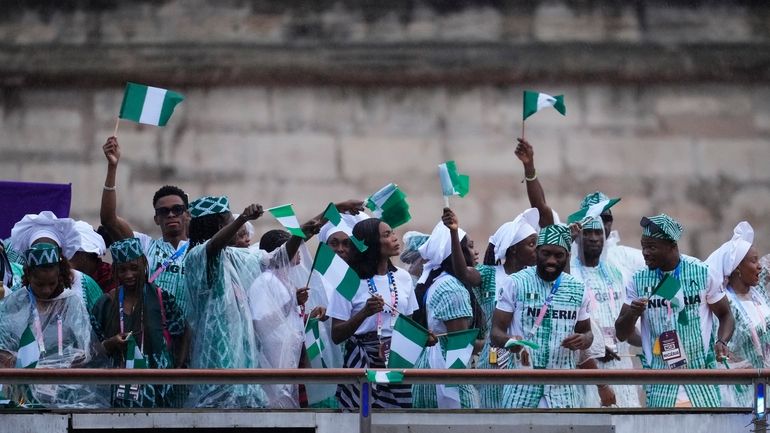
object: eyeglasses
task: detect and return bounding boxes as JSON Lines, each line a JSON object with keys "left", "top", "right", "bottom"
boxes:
{"left": 155, "top": 204, "right": 187, "bottom": 217}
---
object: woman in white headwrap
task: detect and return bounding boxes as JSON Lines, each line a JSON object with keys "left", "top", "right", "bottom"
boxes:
{"left": 411, "top": 208, "right": 481, "bottom": 409}
{"left": 9, "top": 212, "right": 104, "bottom": 313}
{"left": 706, "top": 221, "right": 765, "bottom": 407}
{"left": 472, "top": 208, "right": 540, "bottom": 408}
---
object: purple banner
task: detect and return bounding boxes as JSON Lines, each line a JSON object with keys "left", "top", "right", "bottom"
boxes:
{"left": 0, "top": 180, "right": 72, "bottom": 238}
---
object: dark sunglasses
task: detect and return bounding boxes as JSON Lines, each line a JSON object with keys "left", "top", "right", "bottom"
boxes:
{"left": 155, "top": 204, "right": 187, "bottom": 217}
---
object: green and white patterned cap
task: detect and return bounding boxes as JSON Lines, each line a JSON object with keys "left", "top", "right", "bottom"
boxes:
{"left": 640, "top": 214, "right": 683, "bottom": 242}
{"left": 109, "top": 238, "right": 145, "bottom": 264}
{"left": 25, "top": 243, "right": 61, "bottom": 267}
{"left": 189, "top": 195, "right": 230, "bottom": 218}
{"left": 579, "top": 191, "right": 610, "bottom": 210}
{"left": 582, "top": 217, "right": 604, "bottom": 231}
{"left": 537, "top": 224, "right": 572, "bottom": 252}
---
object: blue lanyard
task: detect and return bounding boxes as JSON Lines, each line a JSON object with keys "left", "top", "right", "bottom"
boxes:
{"left": 543, "top": 274, "right": 563, "bottom": 307}
{"left": 656, "top": 259, "right": 682, "bottom": 283}
{"left": 27, "top": 289, "right": 46, "bottom": 353}
{"left": 149, "top": 242, "right": 187, "bottom": 284}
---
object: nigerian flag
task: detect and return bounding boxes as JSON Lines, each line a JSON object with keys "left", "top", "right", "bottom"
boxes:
{"left": 119, "top": 82, "right": 184, "bottom": 126}
{"left": 322, "top": 203, "right": 367, "bottom": 252}
{"left": 444, "top": 328, "right": 478, "bottom": 369}
{"left": 567, "top": 197, "right": 621, "bottom": 224}
{"left": 304, "top": 317, "right": 325, "bottom": 362}
{"left": 16, "top": 325, "right": 40, "bottom": 369}
{"left": 365, "top": 183, "right": 411, "bottom": 229}
{"left": 366, "top": 370, "right": 404, "bottom": 384}
{"left": 314, "top": 242, "right": 360, "bottom": 301}
{"left": 125, "top": 334, "right": 147, "bottom": 369}
{"left": 523, "top": 90, "right": 566, "bottom": 120}
{"left": 438, "top": 161, "right": 469, "bottom": 198}
{"left": 387, "top": 314, "right": 429, "bottom": 369}
{"left": 268, "top": 204, "right": 306, "bottom": 239}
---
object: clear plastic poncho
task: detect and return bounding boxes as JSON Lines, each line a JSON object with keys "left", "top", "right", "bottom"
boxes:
{"left": 184, "top": 242, "right": 272, "bottom": 408}
{"left": 0, "top": 287, "right": 109, "bottom": 408}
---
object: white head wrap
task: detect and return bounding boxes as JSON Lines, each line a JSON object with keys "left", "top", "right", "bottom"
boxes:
{"left": 318, "top": 212, "right": 371, "bottom": 243}
{"left": 489, "top": 208, "right": 540, "bottom": 263}
{"left": 10, "top": 211, "right": 80, "bottom": 260}
{"left": 417, "top": 220, "right": 466, "bottom": 284}
{"left": 232, "top": 214, "right": 255, "bottom": 244}
{"left": 72, "top": 221, "right": 107, "bottom": 257}
{"left": 706, "top": 221, "right": 754, "bottom": 281}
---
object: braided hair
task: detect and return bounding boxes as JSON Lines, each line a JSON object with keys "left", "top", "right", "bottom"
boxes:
{"left": 349, "top": 218, "right": 396, "bottom": 280}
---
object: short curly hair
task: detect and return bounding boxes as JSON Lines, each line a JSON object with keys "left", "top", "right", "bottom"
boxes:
{"left": 152, "top": 185, "right": 189, "bottom": 208}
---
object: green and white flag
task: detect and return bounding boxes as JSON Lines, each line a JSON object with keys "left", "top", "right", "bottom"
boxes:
{"left": 387, "top": 314, "right": 429, "bottom": 369}
{"left": 119, "top": 82, "right": 184, "bottom": 126}
{"left": 444, "top": 328, "right": 478, "bottom": 369}
{"left": 365, "top": 183, "right": 411, "bottom": 229}
{"left": 366, "top": 370, "right": 404, "bottom": 384}
{"left": 567, "top": 197, "right": 621, "bottom": 224}
{"left": 125, "top": 334, "right": 147, "bottom": 369}
{"left": 268, "top": 204, "right": 307, "bottom": 239}
{"left": 15, "top": 325, "right": 40, "bottom": 369}
{"left": 304, "top": 317, "right": 325, "bottom": 362}
{"left": 438, "top": 160, "right": 470, "bottom": 198}
{"left": 313, "top": 242, "right": 360, "bottom": 301}
{"left": 523, "top": 90, "right": 566, "bottom": 120}
{"left": 322, "top": 203, "right": 367, "bottom": 252}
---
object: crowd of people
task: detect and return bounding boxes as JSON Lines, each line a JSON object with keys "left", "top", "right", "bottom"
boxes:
{"left": 0, "top": 135, "right": 767, "bottom": 410}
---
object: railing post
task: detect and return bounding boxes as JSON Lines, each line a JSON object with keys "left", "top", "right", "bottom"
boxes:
{"left": 754, "top": 380, "right": 767, "bottom": 433}
{"left": 359, "top": 380, "right": 372, "bottom": 433}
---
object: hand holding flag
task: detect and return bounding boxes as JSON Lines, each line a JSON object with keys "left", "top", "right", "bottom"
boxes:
{"left": 116, "top": 82, "right": 185, "bottom": 136}
{"left": 438, "top": 160, "right": 469, "bottom": 207}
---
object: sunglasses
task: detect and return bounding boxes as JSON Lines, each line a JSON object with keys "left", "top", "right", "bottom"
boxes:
{"left": 155, "top": 204, "right": 187, "bottom": 217}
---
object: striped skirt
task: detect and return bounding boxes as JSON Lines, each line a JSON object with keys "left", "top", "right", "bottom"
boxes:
{"left": 336, "top": 332, "right": 412, "bottom": 409}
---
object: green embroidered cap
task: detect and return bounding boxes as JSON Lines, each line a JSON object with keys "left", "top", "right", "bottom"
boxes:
{"left": 640, "top": 214, "right": 683, "bottom": 242}
{"left": 189, "top": 195, "right": 230, "bottom": 219}
{"left": 537, "top": 224, "right": 572, "bottom": 252}
{"left": 579, "top": 191, "right": 610, "bottom": 210}
{"left": 25, "top": 243, "right": 61, "bottom": 267}
{"left": 109, "top": 238, "right": 144, "bottom": 264}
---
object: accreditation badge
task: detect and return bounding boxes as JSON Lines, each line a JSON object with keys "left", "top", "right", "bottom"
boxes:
{"left": 659, "top": 330, "right": 688, "bottom": 369}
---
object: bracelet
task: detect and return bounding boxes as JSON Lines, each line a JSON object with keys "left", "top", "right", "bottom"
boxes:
{"left": 103, "top": 185, "right": 116, "bottom": 191}
{"left": 524, "top": 171, "right": 537, "bottom": 182}
{"left": 716, "top": 339, "right": 727, "bottom": 346}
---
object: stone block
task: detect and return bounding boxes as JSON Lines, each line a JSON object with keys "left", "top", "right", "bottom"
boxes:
{"left": 273, "top": 180, "right": 362, "bottom": 216}
{"left": 533, "top": 3, "right": 606, "bottom": 42}
{"left": 584, "top": 85, "right": 659, "bottom": 132}
{"left": 186, "top": 87, "right": 272, "bottom": 132}
{"left": 651, "top": 85, "right": 753, "bottom": 117}
{"left": 3, "top": 90, "right": 85, "bottom": 153}
{"left": 752, "top": 85, "right": 770, "bottom": 132}
{"left": 436, "top": 7, "right": 502, "bottom": 41}
{"left": 644, "top": 5, "right": 752, "bottom": 43}
{"left": 694, "top": 139, "right": 770, "bottom": 182}
{"left": 351, "top": 88, "right": 446, "bottom": 138}
{"left": 247, "top": 133, "right": 339, "bottom": 182}
{"left": 340, "top": 135, "right": 442, "bottom": 182}
{"left": 18, "top": 161, "right": 105, "bottom": 216}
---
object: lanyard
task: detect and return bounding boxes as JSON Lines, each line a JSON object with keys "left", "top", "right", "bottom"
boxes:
{"left": 528, "top": 274, "right": 562, "bottom": 338}
{"left": 119, "top": 285, "right": 146, "bottom": 351}
{"left": 27, "top": 289, "right": 46, "bottom": 353}
{"left": 597, "top": 263, "right": 620, "bottom": 320}
{"left": 368, "top": 272, "right": 397, "bottom": 338}
{"left": 656, "top": 261, "right": 682, "bottom": 324}
{"left": 148, "top": 242, "right": 188, "bottom": 284}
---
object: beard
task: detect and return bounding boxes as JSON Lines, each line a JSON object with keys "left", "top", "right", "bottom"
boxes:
{"left": 536, "top": 262, "right": 565, "bottom": 282}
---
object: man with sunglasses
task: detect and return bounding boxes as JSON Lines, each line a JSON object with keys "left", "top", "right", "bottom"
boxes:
{"left": 100, "top": 136, "right": 193, "bottom": 318}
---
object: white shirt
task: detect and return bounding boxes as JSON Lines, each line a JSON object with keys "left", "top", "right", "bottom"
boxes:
{"left": 327, "top": 267, "right": 418, "bottom": 337}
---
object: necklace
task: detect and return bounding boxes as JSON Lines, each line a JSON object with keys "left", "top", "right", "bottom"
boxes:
{"left": 367, "top": 271, "right": 399, "bottom": 338}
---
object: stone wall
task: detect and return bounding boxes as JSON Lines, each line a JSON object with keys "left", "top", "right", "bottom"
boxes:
{"left": 1, "top": 0, "right": 769, "bottom": 258}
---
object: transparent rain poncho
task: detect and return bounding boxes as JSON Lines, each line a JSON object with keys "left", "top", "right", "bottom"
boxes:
{"left": 0, "top": 287, "right": 109, "bottom": 408}
{"left": 184, "top": 241, "right": 283, "bottom": 408}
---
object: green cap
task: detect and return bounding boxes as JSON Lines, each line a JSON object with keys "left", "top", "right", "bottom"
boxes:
{"left": 537, "top": 224, "right": 572, "bottom": 252}
{"left": 25, "top": 243, "right": 61, "bottom": 267}
{"left": 640, "top": 214, "right": 683, "bottom": 242}
{"left": 189, "top": 195, "right": 230, "bottom": 218}
{"left": 109, "top": 238, "right": 144, "bottom": 264}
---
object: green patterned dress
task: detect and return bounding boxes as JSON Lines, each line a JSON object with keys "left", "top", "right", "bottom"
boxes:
{"left": 412, "top": 273, "right": 481, "bottom": 408}
{"left": 627, "top": 256, "right": 722, "bottom": 407}
{"left": 473, "top": 264, "right": 507, "bottom": 408}
{"left": 135, "top": 234, "right": 191, "bottom": 319}
{"left": 184, "top": 242, "right": 267, "bottom": 408}
{"left": 496, "top": 267, "right": 590, "bottom": 408}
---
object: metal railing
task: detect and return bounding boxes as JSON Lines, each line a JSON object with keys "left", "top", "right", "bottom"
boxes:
{"left": 0, "top": 368, "right": 767, "bottom": 433}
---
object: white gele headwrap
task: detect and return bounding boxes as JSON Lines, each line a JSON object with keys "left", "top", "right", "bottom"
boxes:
{"left": 10, "top": 211, "right": 80, "bottom": 260}
{"left": 489, "top": 208, "right": 540, "bottom": 263}
{"left": 72, "top": 220, "right": 107, "bottom": 257}
{"left": 318, "top": 212, "right": 370, "bottom": 243}
{"left": 706, "top": 221, "right": 754, "bottom": 284}
{"left": 417, "top": 220, "right": 466, "bottom": 284}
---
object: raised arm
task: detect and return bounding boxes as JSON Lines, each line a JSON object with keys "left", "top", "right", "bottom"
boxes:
{"left": 442, "top": 207, "right": 481, "bottom": 287}
{"left": 100, "top": 137, "right": 135, "bottom": 240}
{"left": 285, "top": 199, "right": 365, "bottom": 260}
{"left": 206, "top": 204, "right": 263, "bottom": 258}
{"left": 515, "top": 138, "right": 554, "bottom": 228}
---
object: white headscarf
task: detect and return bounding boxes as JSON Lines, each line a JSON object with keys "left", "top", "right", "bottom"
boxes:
{"left": 489, "top": 208, "right": 540, "bottom": 263}
{"left": 318, "top": 212, "right": 370, "bottom": 243}
{"left": 10, "top": 211, "right": 80, "bottom": 259}
{"left": 417, "top": 220, "right": 466, "bottom": 284}
{"left": 706, "top": 221, "right": 754, "bottom": 283}
{"left": 72, "top": 221, "right": 107, "bottom": 257}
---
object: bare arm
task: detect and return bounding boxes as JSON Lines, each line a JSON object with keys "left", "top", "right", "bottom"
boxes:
{"left": 443, "top": 207, "right": 481, "bottom": 287}
{"left": 100, "top": 137, "right": 135, "bottom": 240}
{"left": 709, "top": 296, "right": 735, "bottom": 360}
{"left": 490, "top": 309, "right": 516, "bottom": 349}
{"left": 285, "top": 200, "right": 364, "bottom": 261}
{"left": 330, "top": 296, "right": 384, "bottom": 344}
{"left": 615, "top": 301, "right": 645, "bottom": 342}
{"left": 515, "top": 138, "right": 554, "bottom": 228}
{"left": 206, "top": 204, "right": 262, "bottom": 258}
{"left": 561, "top": 318, "right": 593, "bottom": 350}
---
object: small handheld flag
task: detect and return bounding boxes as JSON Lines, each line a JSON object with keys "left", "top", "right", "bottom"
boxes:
{"left": 268, "top": 204, "right": 307, "bottom": 239}
{"left": 366, "top": 370, "right": 404, "bottom": 384}
{"left": 16, "top": 325, "right": 40, "bottom": 369}
{"left": 119, "top": 82, "right": 184, "bottom": 127}
{"left": 365, "top": 183, "right": 411, "bottom": 229}
{"left": 523, "top": 90, "right": 566, "bottom": 120}
{"left": 322, "top": 203, "right": 367, "bottom": 252}
{"left": 387, "top": 314, "right": 429, "bottom": 369}
{"left": 504, "top": 338, "right": 540, "bottom": 351}
{"left": 438, "top": 160, "right": 469, "bottom": 207}
{"left": 313, "top": 243, "right": 360, "bottom": 301}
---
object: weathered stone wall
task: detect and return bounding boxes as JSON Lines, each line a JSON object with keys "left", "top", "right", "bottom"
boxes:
{"left": 1, "top": 0, "right": 769, "bottom": 258}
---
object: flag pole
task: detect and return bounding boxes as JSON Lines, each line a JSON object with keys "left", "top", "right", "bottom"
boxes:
{"left": 304, "top": 244, "right": 322, "bottom": 289}
{"left": 443, "top": 196, "right": 450, "bottom": 208}
{"left": 113, "top": 118, "right": 120, "bottom": 138}
{"left": 521, "top": 118, "right": 525, "bottom": 140}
